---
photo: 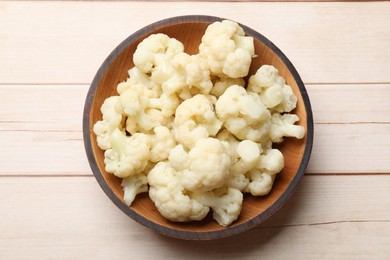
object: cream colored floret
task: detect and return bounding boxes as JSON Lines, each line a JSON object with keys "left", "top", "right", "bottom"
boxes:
{"left": 104, "top": 129, "right": 151, "bottom": 178}
{"left": 150, "top": 126, "right": 176, "bottom": 163}
{"left": 119, "top": 85, "right": 177, "bottom": 134}
{"left": 199, "top": 20, "right": 255, "bottom": 78}
{"left": 118, "top": 87, "right": 154, "bottom": 134}
{"left": 193, "top": 187, "right": 243, "bottom": 227}
{"left": 246, "top": 149, "right": 284, "bottom": 196}
{"left": 227, "top": 140, "right": 261, "bottom": 191}
{"left": 162, "top": 53, "right": 213, "bottom": 98}
{"left": 148, "top": 162, "right": 210, "bottom": 222}
{"left": 169, "top": 138, "right": 232, "bottom": 192}
{"left": 173, "top": 94, "right": 222, "bottom": 148}
{"left": 121, "top": 174, "right": 148, "bottom": 206}
{"left": 117, "top": 67, "right": 161, "bottom": 98}
{"left": 93, "top": 96, "right": 124, "bottom": 150}
{"left": 270, "top": 113, "right": 305, "bottom": 143}
{"left": 211, "top": 76, "right": 245, "bottom": 98}
{"left": 133, "top": 33, "right": 184, "bottom": 74}
{"left": 215, "top": 85, "right": 271, "bottom": 142}
{"left": 248, "top": 65, "right": 297, "bottom": 112}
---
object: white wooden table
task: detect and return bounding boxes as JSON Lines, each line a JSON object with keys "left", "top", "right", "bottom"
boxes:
{"left": 1, "top": 1, "right": 389, "bottom": 258}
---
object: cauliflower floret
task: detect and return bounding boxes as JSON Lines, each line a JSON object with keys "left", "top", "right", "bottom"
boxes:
{"left": 228, "top": 140, "right": 260, "bottom": 191}
{"left": 133, "top": 33, "right": 184, "bottom": 75}
{"left": 273, "top": 84, "right": 298, "bottom": 113}
{"left": 193, "top": 187, "right": 243, "bottom": 227}
{"left": 119, "top": 85, "right": 177, "bottom": 134}
{"left": 104, "top": 129, "right": 151, "bottom": 178}
{"left": 211, "top": 76, "right": 245, "bottom": 98}
{"left": 149, "top": 92, "right": 180, "bottom": 118}
{"left": 118, "top": 87, "right": 154, "bottom": 134}
{"left": 247, "top": 149, "right": 284, "bottom": 196}
{"left": 148, "top": 162, "right": 210, "bottom": 222}
{"left": 167, "top": 144, "right": 188, "bottom": 171}
{"left": 162, "top": 53, "right": 213, "bottom": 99}
{"left": 150, "top": 126, "right": 176, "bottom": 162}
{"left": 169, "top": 138, "right": 232, "bottom": 192}
{"left": 215, "top": 85, "right": 271, "bottom": 142}
{"left": 246, "top": 170, "right": 274, "bottom": 196}
{"left": 173, "top": 94, "right": 222, "bottom": 148}
{"left": 121, "top": 174, "right": 148, "bottom": 206}
{"left": 248, "top": 65, "right": 297, "bottom": 112}
{"left": 117, "top": 67, "right": 161, "bottom": 98}
{"left": 93, "top": 96, "right": 124, "bottom": 150}
{"left": 216, "top": 128, "right": 240, "bottom": 161}
{"left": 199, "top": 20, "right": 254, "bottom": 78}
{"left": 270, "top": 113, "right": 305, "bottom": 143}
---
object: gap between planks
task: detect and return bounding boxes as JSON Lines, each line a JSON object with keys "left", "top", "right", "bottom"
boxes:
{"left": 1, "top": 83, "right": 390, "bottom": 132}
{"left": 255, "top": 219, "right": 390, "bottom": 231}
{"left": 1, "top": 172, "right": 389, "bottom": 178}
{"left": 1, "top": 82, "right": 390, "bottom": 86}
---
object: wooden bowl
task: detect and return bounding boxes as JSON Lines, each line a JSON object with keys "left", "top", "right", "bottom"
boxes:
{"left": 83, "top": 15, "right": 313, "bottom": 240}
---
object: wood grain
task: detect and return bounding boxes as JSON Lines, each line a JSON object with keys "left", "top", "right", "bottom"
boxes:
{"left": 1, "top": 84, "right": 389, "bottom": 132}
{"left": 1, "top": 1, "right": 389, "bottom": 84}
{"left": 0, "top": 176, "right": 388, "bottom": 258}
{"left": 1, "top": 123, "right": 389, "bottom": 175}
{"left": 0, "top": 0, "right": 389, "bottom": 256}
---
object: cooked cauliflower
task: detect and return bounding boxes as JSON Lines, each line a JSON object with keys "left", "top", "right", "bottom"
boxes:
{"left": 162, "top": 53, "right": 213, "bottom": 99}
{"left": 117, "top": 67, "right": 161, "bottom": 98}
{"left": 149, "top": 92, "right": 180, "bottom": 118}
{"left": 133, "top": 33, "right": 184, "bottom": 76}
{"left": 93, "top": 20, "right": 306, "bottom": 228}
{"left": 118, "top": 86, "right": 154, "bottom": 134}
{"left": 169, "top": 138, "right": 232, "bottom": 192}
{"left": 199, "top": 20, "right": 254, "bottom": 78}
{"left": 248, "top": 65, "right": 297, "bottom": 112}
{"left": 93, "top": 96, "right": 124, "bottom": 150}
{"left": 119, "top": 83, "right": 177, "bottom": 134}
{"left": 121, "top": 174, "right": 148, "bottom": 206}
{"left": 104, "top": 129, "right": 151, "bottom": 178}
{"left": 247, "top": 149, "right": 284, "bottom": 196}
{"left": 193, "top": 187, "right": 243, "bottom": 227}
{"left": 270, "top": 113, "right": 305, "bottom": 143}
{"left": 150, "top": 126, "right": 176, "bottom": 162}
{"left": 216, "top": 128, "right": 240, "bottom": 161}
{"left": 148, "top": 162, "right": 210, "bottom": 222}
{"left": 215, "top": 85, "right": 271, "bottom": 142}
{"left": 173, "top": 94, "right": 222, "bottom": 148}
{"left": 211, "top": 76, "right": 245, "bottom": 98}
{"left": 226, "top": 140, "right": 261, "bottom": 191}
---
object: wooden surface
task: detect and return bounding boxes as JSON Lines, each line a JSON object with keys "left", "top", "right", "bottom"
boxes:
{"left": 0, "top": 0, "right": 389, "bottom": 258}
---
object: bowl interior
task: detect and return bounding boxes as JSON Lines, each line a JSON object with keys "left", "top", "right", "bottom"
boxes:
{"left": 86, "top": 17, "right": 310, "bottom": 239}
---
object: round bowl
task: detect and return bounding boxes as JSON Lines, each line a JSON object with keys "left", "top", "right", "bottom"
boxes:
{"left": 83, "top": 15, "right": 313, "bottom": 240}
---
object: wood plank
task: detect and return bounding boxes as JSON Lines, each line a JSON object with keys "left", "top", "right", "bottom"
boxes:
{"left": 1, "top": 84, "right": 390, "bottom": 175}
{"left": 1, "top": 2, "right": 389, "bottom": 84}
{"left": 0, "top": 85, "right": 88, "bottom": 132}
{"left": 0, "top": 175, "right": 388, "bottom": 258}
{"left": 308, "top": 123, "right": 390, "bottom": 174}
{"left": 0, "top": 123, "right": 389, "bottom": 175}
{"left": 308, "top": 84, "right": 390, "bottom": 124}
{"left": 0, "top": 131, "right": 90, "bottom": 175}
{"left": 1, "top": 84, "right": 389, "bottom": 132}
{"left": 10, "top": 0, "right": 387, "bottom": 2}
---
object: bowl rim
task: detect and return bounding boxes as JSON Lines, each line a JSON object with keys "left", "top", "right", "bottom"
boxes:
{"left": 83, "top": 15, "right": 314, "bottom": 240}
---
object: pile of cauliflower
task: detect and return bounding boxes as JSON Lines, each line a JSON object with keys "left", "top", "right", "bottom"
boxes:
{"left": 94, "top": 20, "right": 305, "bottom": 227}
